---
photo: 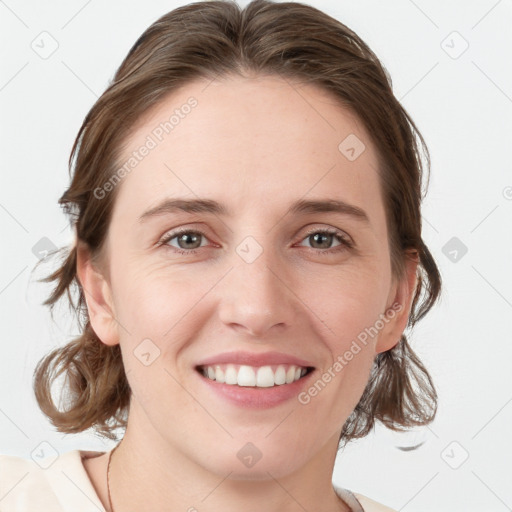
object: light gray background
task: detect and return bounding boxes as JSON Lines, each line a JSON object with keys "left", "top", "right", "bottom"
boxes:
{"left": 1, "top": 1, "right": 511, "bottom": 510}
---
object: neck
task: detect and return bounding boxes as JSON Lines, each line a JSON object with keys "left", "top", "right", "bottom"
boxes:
{"left": 107, "top": 408, "right": 349, "bottom": 512}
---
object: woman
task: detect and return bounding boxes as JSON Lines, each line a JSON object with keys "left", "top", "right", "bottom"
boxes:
{"left": 0, "top": 0, "right": 441, "bottom": 510}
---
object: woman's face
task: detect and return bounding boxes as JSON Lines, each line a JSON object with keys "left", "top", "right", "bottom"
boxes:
{"left": 81, "top": 74, "right": 416, "bottom": 479}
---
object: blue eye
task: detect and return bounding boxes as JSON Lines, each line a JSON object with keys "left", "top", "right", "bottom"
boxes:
{"left": 158, "top": 227, "right": 353, "bottom": 256}
{"left": 297, "top": 228, "right": 353, "bottom": 254}
{"left": 159, "top": 229, "right": 209, "bottom": 255}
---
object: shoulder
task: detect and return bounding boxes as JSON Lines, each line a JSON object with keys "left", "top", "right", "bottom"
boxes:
{"left": 353, "top": 492, "right": 398, "bottom": 512}
{"left": 0, "top": 449, "right": 106, "bottom": 512}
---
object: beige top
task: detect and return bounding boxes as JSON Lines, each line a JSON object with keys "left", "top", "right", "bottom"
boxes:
{"left": 0, "top": 450, "right": 396, "bottom": 511}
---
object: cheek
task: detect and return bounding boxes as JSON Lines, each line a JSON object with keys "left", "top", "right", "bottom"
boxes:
{"left": 111, "top": 260, "right": 202, "bottom": 333}
{"left": 111, "top": 234, "right": 392, "bottom": 343}
{"left": 300, "top": 263, "right": 389, "bottom": 406}
{"left": 297, "top": 273, "right": 382, "bottom": 425}
{"left": 112, "top": 251, "right": 391, "bottom": 348}
{"left": 305, "top": 261, "right": 392, "bottom": 340}
{"left": 109, "top": 265, "right": 226, "bottom": 391}
{"left": 111, "top": 268, "right": 203, "bottom": 409}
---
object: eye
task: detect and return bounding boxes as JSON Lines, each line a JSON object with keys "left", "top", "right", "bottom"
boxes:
{"left": 158, "top": 229, "right": 211, "bottom": 255}
{"left": 296, "top": 228, "right": 353, "bottom": 254}
{"left": 157, "top": 227, "right": 354, "bottom": 256}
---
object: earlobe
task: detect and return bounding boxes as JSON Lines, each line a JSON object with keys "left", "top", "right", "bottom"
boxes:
{"left": 75, "top": 241, "right": 119, "bottom": 347}
{"left": 375, "top": 251, "right": 419, "bottom": 354}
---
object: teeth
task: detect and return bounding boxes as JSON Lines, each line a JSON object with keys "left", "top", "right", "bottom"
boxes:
{"left": 225, "top": 365, "right": 237, "bottom": 385}
{"left": 256, "top": 366, "right": 274, "bottom": 387}
{"left": 199, "top": 364, "right": 309, "bottom": 387}
{"left": 274, "top": 365, "right": 286, "bottom": 385}
{"left": 215, "top": 366, "right": 225, "bottom": 383}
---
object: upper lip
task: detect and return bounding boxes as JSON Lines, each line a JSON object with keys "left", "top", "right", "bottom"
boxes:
{"left": 195, "top": 351, "right": 315, "bottom": 369}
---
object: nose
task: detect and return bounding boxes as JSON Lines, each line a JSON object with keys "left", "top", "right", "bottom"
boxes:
{"left": 217, "top": 243, "right": 298, "bottom": 339}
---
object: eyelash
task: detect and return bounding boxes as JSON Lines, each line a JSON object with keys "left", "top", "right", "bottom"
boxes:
{"left": 157, "top": 227, "right": 354, "bottom": 256}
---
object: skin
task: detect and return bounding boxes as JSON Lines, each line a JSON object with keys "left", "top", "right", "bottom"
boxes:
{"left": 77, "top": 73, "right": 418, "bottom": 512}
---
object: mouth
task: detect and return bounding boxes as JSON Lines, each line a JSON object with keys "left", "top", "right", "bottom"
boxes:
{"left": 195, "top": 363, "right": 315, "bottom": 388}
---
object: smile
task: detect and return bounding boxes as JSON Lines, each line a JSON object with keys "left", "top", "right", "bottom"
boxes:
{"left": 196, "top": 364, "right": 314, "bottom": 388}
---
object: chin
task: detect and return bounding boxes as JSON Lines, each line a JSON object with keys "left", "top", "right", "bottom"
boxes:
{"left": 213, "top": 460, "right": 304, "bottom": 482}
{"left": 199, "top": 441, "right": 312, "bottom": 481}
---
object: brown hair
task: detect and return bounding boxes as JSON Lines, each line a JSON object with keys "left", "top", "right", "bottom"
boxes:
{"left": 33, "top": 0, "right": 441, "bottom": 445}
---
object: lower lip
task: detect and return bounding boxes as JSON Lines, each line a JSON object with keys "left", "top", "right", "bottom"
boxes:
{"left": 196, "top": 369, "right": 315, "bottom": 408}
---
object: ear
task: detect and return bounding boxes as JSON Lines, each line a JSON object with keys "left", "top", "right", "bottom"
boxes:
{"left": 375, "top": 250, "right": 419, "bottom": 354}
{"left": 75, "top": 240, "right": 119, "bottom": 346}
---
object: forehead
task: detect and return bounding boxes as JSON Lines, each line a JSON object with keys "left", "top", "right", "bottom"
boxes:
{"left": 111, "top": 74, "right": 383, "bottom": 222}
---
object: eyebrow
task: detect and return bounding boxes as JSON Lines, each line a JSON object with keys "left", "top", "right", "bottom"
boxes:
{"left": 138, "top": 198, "right": 370, "bottom": 224}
